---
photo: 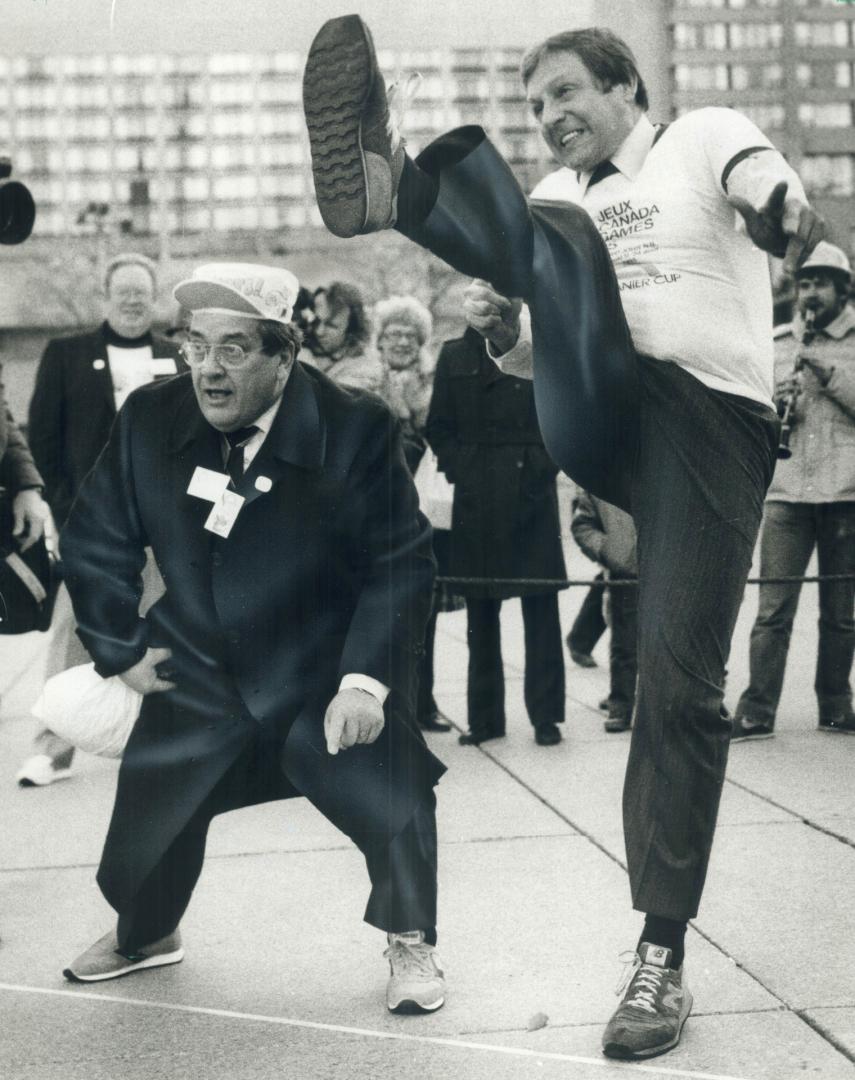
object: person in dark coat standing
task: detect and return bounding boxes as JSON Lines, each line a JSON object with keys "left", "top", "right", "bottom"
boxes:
{"left": 17, "top": 253, "right": 182, "bottom": 786}
{"left": 58, "top": 263, "right": 446, "bottom": 1015}
{"left": 426, "top": 326, "right": 566, "bottom": 747}
{"left": 0, "top": 373, "right": 49, "bottom": 554}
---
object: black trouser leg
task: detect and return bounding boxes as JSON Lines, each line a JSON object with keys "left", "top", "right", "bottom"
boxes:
{"left": 117, "top": 798, "right": 213, "bottom": 953}
{"left": 358, "top": 793, "right": 438, "bottom": 942}
{"left": 416, "top": 601, "right": 439, "bottom": 721}
{"left": 466, "top": 598, "right": 505, "bottom": 737}
{"left": 608, "top": 576, "right": 639, "bottom": 717}
{"left": 567, "top": 574, "right": 607, "bottom": 655}
{"left": 397, "top": 130, "right": 639, "bottom": 510}
{"left": 815, "top": 502, "right": 855, "bottom": 718}
{"left": 521, "top": 592, "right": 565, "bottom": 727}
{"left": 626, "top": 361, "right": 777, "bottom": 920}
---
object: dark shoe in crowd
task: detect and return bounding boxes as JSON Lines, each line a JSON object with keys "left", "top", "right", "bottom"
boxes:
{"left": 534, "top": 722, "right": 562, "bottom": 746}
{"left": 604, "top": 714, "right": 632, "bottom": 734}
{"left": 730, "top": 716, "right": 775, "bottom": 741}
{"left": 458, "top": 730, "right": 504, "bottom": 746}
{"left": 569, "top": 648, "right": 597, "bottom": 668}
{"left": 304, "top": 15, "right": 404, "bottom": 237}
{"left": 63, "top": 929, "right": 184, "bottom": 983}
{"left": 602, "top": 943, "right": 692, "bottom": 1060}
{"left": 418, "top": 711, "right": 452, "bottom": 733}
{"left": 818, "top": 712, "right": 855, "bottom": 734}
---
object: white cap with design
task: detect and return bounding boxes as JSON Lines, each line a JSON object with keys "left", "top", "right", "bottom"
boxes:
{"left": 174, "top": 262, "right": 300, "bottom": 324}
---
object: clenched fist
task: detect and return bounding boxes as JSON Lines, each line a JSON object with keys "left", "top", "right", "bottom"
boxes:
{"left": 463, "top": 279, "right": 523, "bottom": 356}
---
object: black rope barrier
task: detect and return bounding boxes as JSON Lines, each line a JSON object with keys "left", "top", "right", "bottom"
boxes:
{"left": 436, "top": 574, "right": 855, "bottom": 589}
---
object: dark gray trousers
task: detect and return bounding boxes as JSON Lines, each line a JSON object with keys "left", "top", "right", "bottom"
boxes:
{"left": 398, "top": 129, "right": 778, "bottom": 918}
{"left": 117, "top": 733, "right": 438, "bottom": 951}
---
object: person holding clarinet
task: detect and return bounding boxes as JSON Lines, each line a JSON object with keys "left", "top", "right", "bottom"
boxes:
{"left": 733, "top": 241, "right": 855, "bottom": 740}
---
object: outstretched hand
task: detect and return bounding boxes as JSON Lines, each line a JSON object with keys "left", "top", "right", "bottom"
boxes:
{"left": 730, "top": 181, "right": 824, "bottom": 278}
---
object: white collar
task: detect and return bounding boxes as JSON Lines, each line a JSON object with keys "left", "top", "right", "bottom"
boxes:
{"left": 247, "top": 392, "right": 284, "bottom": 438}
{"left": 579, "top": 114, "right": 656, "bottom": 190}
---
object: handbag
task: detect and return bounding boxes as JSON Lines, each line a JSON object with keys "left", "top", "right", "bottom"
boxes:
{"left": 412, "top": 447, "right": 455, "bottom": 530}
{"left": 31, "top": 662, "right": 142, "bottom": 758}
{"left": 0, "top": 489, "right": 58, "bottom": 634}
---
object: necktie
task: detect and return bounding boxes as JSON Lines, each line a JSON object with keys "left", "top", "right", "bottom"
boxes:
{"left": 587, "top": 160, "right": 619, "bottom": 188}
{"left": 224, "top": 425, "right": 258, "bottom": 487}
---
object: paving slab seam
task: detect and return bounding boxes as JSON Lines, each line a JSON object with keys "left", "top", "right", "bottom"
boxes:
{"left": 0, "top": 983, "right": 763, "bottom": 1080}
{"left": 724, "top": 777, "right": 855, "bottom": 854}
{"left": 449, "top": 1006, "right": 789, "bottom": 1037}
{"left": 0, "top": 833, "right": 587, "bottom": 876}
{"left": 468, "top": 742, "right": 855, "bottom": 1071}
{"left": 795, "top": 1010, "right": 855, "bottom": 1069}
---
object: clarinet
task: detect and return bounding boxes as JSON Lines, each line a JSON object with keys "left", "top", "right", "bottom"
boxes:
{"left": 777, "top": 308, "right": 815, "bottom": 460}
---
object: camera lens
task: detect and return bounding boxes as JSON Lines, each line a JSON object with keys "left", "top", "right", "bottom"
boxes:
{"left": 0, "top": 179, "right": 36, "bottom": 245}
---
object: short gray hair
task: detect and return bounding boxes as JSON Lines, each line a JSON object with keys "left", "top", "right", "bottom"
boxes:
{"left": 105, "top": 251, "right": 158, "bottom": 294}
{"left": 374, "top": 295, "right": 433, "bottom": 347}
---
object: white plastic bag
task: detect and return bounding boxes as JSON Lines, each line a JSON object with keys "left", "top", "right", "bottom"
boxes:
{"left": 31, "top": 662, "right": 142, "bottom": 758}
{"left": 413, "top": 448, "right": 455, "bottom": 530}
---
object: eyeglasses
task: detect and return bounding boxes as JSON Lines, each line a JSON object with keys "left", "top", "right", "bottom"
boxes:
{"left": 380, "top": 329, "right": 419, "bottom": 343}
{"left": 181, "top": 341, "right": 257, "bottom": 369}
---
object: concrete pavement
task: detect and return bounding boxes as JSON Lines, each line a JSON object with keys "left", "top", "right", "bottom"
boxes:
{"left": 1, "top": 541, "right": 854, "bottom": 1079}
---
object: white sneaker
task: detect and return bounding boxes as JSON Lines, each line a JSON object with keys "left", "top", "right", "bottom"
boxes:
{"left": 16, "top": 754, "right": 73, "bottom": 787}
{"left": 384, "top": 930, "right": 445, "bottom": 1013}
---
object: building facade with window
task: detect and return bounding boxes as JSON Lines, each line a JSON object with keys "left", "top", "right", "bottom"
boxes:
{"left": 3, "top": 3, "right": 850, "bottom": 252}
{"left": 0, "top": 47, "right": 560, "bottom": 245}
{"left": 669, "top": 0, "right": 855, "bottom": 251}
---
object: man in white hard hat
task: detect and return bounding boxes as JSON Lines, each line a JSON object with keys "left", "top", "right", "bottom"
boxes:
{"left": 733, "top": 241, "right": 855, "bottom": 738}
{"left": 58, "top": 263, "right": 446, "bottom": 1014}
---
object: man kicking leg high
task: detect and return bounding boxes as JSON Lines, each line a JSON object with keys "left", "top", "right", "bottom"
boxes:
{"left": 303, "top": 14, "right": 822, "bottom": 1059}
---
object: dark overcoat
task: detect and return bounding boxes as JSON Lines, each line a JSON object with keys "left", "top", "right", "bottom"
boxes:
{"left": 28, "top": 322, "right": 181, "bottom": 527}
{"left": 425, "top": 327, "right": 566, "bottom": 599}
{"left": 60, "top": 362, "right": 443, "bottom": 913}
{"left": 0, "top": 368, "right": 42, "bottom": 493}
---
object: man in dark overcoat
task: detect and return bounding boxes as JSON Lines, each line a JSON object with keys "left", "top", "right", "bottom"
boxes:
{"left": 59, "top": 263, "right": 446, "bottom": 1015}
{"left": 17, "top": 252, "right": 182, "bottom": 786}
{"left": 425, "top": 326, "right": 566, "bottom": 747}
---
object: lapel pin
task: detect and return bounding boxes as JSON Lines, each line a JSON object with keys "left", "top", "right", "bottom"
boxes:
{"left": 255, "top": 475, "right": 273, "bottom": 493}
{"left": 93, "top": 359, "right": 106, "bottom": 370}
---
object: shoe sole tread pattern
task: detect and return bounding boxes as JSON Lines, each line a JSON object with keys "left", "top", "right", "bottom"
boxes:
{"left": 63, "top": 949, "right": 184, "bottom": 983}
{"left": 304, "top": 19, "right": 376, "bottom": 237}
{"left": 602, "top": 990, "right": 693, "bottom": 1060}
{"left": 388, "top": 996, "right": 445, "bottom": 1014}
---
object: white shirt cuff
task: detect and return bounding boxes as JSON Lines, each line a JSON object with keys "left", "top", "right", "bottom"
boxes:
{"left": 485, "top": 305, "right": 534, "bottom": 381}
{"left": 339, "top": 673, "right": 390, "bottom": 706}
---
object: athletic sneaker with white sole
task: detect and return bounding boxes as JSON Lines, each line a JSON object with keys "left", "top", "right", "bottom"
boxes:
{"left": 384, "top": 930, "right": 445, "bottom": 1013}
{"left": 63, "top": 929, "right": 184, "bottom": 983}
{"left": 602, "top": 942, "right": 692, "bottom": 1059}
{"left": 303, "top": 14, "right": 405, "bottom": 237}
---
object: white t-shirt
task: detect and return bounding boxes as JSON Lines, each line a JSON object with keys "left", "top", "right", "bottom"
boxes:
{"left": 107, "top": 344, "right": 156, "bottom": 411}
{"left": 521, "top": 108, "right": 805, "bottom": 406}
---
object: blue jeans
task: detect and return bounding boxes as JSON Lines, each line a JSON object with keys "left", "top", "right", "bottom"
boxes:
{"left": 736, "top": 501, "right": 855, "bottom": 725}
{"left": 398, "top": 130, "right": 779, "bottom": 918}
